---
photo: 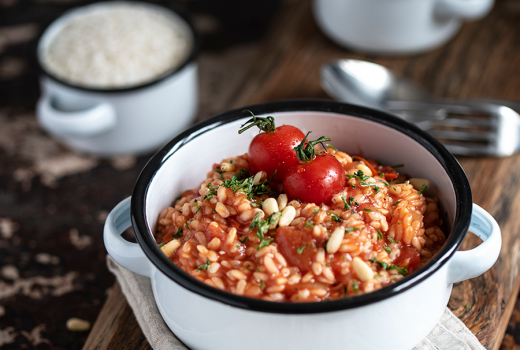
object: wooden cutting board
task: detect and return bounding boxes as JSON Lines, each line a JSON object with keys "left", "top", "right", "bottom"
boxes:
{"left": 84, "top": 0, "right": 520, "bottom": 349}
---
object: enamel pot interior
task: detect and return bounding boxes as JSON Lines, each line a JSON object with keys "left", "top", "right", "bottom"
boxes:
{"left": 131, "top": 99, "right": 472, "bottom": 314}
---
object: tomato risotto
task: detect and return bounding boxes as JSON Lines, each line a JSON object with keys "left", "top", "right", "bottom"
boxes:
{"left": 155, "top": 148, "right": 446, "bottom": 302}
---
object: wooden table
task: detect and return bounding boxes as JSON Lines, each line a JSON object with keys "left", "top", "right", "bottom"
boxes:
{"left": 84, "top": 0, "right": 520, "bottom": 349}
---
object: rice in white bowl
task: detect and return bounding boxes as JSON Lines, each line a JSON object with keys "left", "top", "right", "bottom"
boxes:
{"left": 40, "top": 3, "right": 191, "bottom": 89}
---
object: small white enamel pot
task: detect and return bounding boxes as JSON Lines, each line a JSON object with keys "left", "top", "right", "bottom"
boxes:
{"left": 36, "top": 2, "right": 199, "bottom": 156}
{"left": 313, "top": 0, "right": 494, "bottom": 54}
{"left": 104, "top": 100, "right": 501, "bottom": 350}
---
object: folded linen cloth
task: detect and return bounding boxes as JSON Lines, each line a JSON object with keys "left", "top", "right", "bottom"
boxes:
{"left": 107, "top": 256, "right": 486, "bottom": 350}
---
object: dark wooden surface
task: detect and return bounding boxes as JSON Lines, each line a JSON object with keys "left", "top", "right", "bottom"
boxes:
{"left": 84, "top": 0, "right": 520, "bottom": 349}
{"left": 1, "top": 0, "right": 520, "bottom": 349}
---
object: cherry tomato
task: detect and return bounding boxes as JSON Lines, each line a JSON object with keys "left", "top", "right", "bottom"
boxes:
{"left": 248, "top": 125, "right": 306, "bottom": 182}
{"left": 283, "top": 154, "right": 346, "bottom": 204}
{"left": 239, "top": 113, "right": 305, "bottom": 182}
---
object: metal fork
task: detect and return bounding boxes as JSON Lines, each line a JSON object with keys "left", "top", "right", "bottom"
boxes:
{"left": 386, "top": 101, "right": 520, "bottom": 157}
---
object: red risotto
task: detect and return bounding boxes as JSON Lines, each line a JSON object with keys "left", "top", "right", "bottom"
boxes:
{"left": 155, "top": 149, "right": 446, "bottom": 302}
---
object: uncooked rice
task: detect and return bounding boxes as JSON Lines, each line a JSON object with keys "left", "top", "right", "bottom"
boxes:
{"left": 40, "top": 3, "right": 190, "bottom": 89}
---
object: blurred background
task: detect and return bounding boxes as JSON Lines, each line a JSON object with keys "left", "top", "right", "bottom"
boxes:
{"left": 1, "top": 0, "right": 520, "bottom": 349}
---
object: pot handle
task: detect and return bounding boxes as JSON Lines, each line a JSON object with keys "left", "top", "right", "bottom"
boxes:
{"left": 435, "top": 0, "right": 494, "bottom": 20}
{"left": 104, "top": 197, "right": 153, "bottom": 278}
{"left": 446, "top": 203, "right": 501, "bottom": 284}
{"left": 37, "top": 94, "right": 117, "bottom": 137}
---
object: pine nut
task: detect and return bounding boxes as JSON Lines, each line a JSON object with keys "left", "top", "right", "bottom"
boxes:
{"left": 262, "top": 198, "right": 279, "bottom": 216}
{"left": 66, "top": 318, "right": 91, "bottom": 332}
{"left": 353, "top": 257, "right": 374, "bottom": 282}
{"left": 409, "top": 178, "right": 430, "bottom": 193}
{"left": 221, "top": 162, "right": 235, "bottom": 172}
{"left": 253, "top": 171, "right": 267, "bottom": 185}
{"left": 208, "top": 262, "right": 220, "bottom": 273}
{"left": 327, "top": 227, "right": 345, "bottom": 254}
{"left": 279, "top": 206, "right": 296, "bottom": 227}
{"left": 208, "top": 237, "right": 221, "bottom": 250}
{"left": 277, "top": 194, "right": 288, "bottom": 211}
{"left": 217, "top": 186, "right": 227, "bottom": 203}
{"left": 161, "top": 239, "right": 181, "bottom": 257}
{"left": 197, "top": 245, "right": 208, "bottom": 255}
{"left": 312, "top": 262, "right": 323, "bottom": 275}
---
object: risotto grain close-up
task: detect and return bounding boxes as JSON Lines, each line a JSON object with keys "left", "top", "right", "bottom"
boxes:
{"left": 155, "top": 115, "right": 447, "bottom": 302}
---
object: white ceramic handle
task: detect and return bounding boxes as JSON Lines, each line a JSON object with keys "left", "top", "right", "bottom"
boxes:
{"left": 37, "top": 94, "right": 117, "bottom": 137}
{"left": 435, "top": 0, "right": 494, "bottom": 19}
{"left": 104, "top": 197, "right": 153, "bottom": 277}
{"left": 446, "top": 203, "right": 501, "bottom": 284}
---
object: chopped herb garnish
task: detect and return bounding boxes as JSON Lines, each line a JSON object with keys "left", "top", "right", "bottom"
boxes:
{"left": 384, "top": 246, "right": 391, "bottom": 253}
{"left": 465, "top": 303, "right": 469, "bottom": 309}
{"left": 391, "top": 164, "right": 404, "bottom": 169}
{"left": 245, "top": 264, "right": 250, "bottom": 270}
{"left": 393, "top": 200, "right": 401, "bottom": 206}
{"left": 342, "top": 195, "right": 350, "bottom": 210}
{"left": 196, "top": 258, "right": 210, "bottom": 272}
{"left": 377, "top": 230, "right": 383, "bottom": 240}
{"left": 313, "top": 208, "right": 319, "bottom": 214}
{"left": 352, "top": 280, "right": 359, "bottom": 293}
{"left": 260, "top": 280, "right": 265, "bottom": 290}
{"left": 204, "top": 183, "right": 219, "bottom": 200}
{"left": 177, "top": 210, "right": 182, "bottom": 214}
{"left": 418, "top": 184, "right": 428, "bottom": 195}
{"left": 327, "top": 211, "right": 342, "bottom": 222}
{"left": 363, "top": 208, "right": 372, "bottom": 212}
{"left": 175, "top": 194, "right": 182, "bottom": 200}
{"left": 388, "top": 236, "right": 398, "bottom": 243}
{"left": 304, "top": 221, "right": 315, "bottom": 228}
{"left": 239, "top": 237, "right": 249, "bottom": 244}
{"left": 195, "top": 206, "right": 202, "bottom": 214}
{"left": 369, "top": 257, "right": 405, "bottom": 274}
{"left": 158, "top": 242, "right": 165, "bottom": 248}
{"left": 297, "top": 246, "right": 305, "bottom": 254}
{"left": 343, "top": 286, "right": 347, "bottom": 296}
{"left": 378, "top": 180, "right": 389, "bottom": 187}
{"left": 379, "top": 171, "right": 384, "bottom": 177}
{"left": 230, "top": 159, "right": 234, "bottom": 164}
{"left": 345, "top": 227, "right": 360, "bottom": 233}
{"left": 172, "top": 228, "right": 183, "bottom": 239}
{"left": 192, "top": 201, "right": 197, "bottom": 206}
{"left": 185, "top": 221, "right": 190, "bottom": 229}
{"left": 251, "top": 212, "right": 279, "bottom": 250}
{"left": 215, "top": 168, "right": 225, "bottom": 179}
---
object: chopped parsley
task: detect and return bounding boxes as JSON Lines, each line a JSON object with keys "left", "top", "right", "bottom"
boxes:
{"left": 326, "top": 144, "right": 338, "bottom": 151}
{"left": 377, "top": 230, "right": 383, "bottom": 240}
{"left": 346, "top": 170, "right": 380, "bottom": 193}
{"left": 177, "top": 210, "right": 182, "bottom": 214}
{"left": 313, "top": 208, "right": 319, "bottom": 214}
{"left": 352, "top": 280, "right": 359, "bottom": 293}
{"left": 345, "top": 227, "right": 360, "bottom": 233}
{"left": 230, "top": 159, "right": 234, "bottom": 164}
{"left": 388, "top": 236, "right": 398, "bottom": 244}
{"left": 245, "top": 264, "right": 250, "bottom": 270}
{"left": 341, "top": 195, "right": 350, "bottom": 210}
{"left": 418, "top": 184, "right": 428, "bottom": 195}
{"left": 239, "top": 236, "right": 249, "bottom": 244}
{"left": 368, "top": 257, "right": 407, "bottom": 275}
{"left": 391, "top": 164, "right": 404, "bottom": 169}
{"left": 250, "top": 212, "right": 279, "bottom": 250}
{"left": 327, "top": 211, "right": 342, "bottom": 222}
{"left": 297, "top": 246, "right": 305, "bottom": 254}
{"left": 378, "top": 180, "right": 389, "bottom": 187}
{"left": 215, "top": 168, "right": 225, "bottom": 179}
{"left": 196, "top": 258, "right": 210, "bottom": 272}
{"left": 185, "top": 221, "right": 190, "bottom": 229}
{"left": 304, "top": 221, "right": 315, "bottom": 228}
{"left": 203, "top": 183, "right": 218, "bottom": 200}
{"left": 384, "top": 246, "right": 391, "bottom": 253}
{"left": 363, "top": 208, "right": 372, "bottom": 212}
{"left": 260, "top": 280, "right": 265, "bottom": 290}
{"left": 172, "top": 228, "right": 183, "bottom": 239}
{"left": 393, "top": 200, "right": 401, "bottom": 206}
{"left": 158, "top": 242, "right": 165, "bottom": 248}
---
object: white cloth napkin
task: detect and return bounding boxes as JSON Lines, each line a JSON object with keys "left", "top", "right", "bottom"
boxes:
{"left": 106, "top": 256, "right": 486, "bottom": 350}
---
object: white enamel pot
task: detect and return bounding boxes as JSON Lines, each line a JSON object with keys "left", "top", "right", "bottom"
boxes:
{"left": 313, "top": 0, "right": 494, "bottom": 54}
{"left": 104, "top": 100, "right": 501, "bottom": 350}
{"left": 36, "top": 2, "right": 199, "bottom": 156}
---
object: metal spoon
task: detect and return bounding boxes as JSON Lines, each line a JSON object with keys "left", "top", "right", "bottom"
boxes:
{"left": 321, "top": 59, "right": 520, "bottom": 122}
{"left": 320, "top": 59, "right": 520, "bottom": 156}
